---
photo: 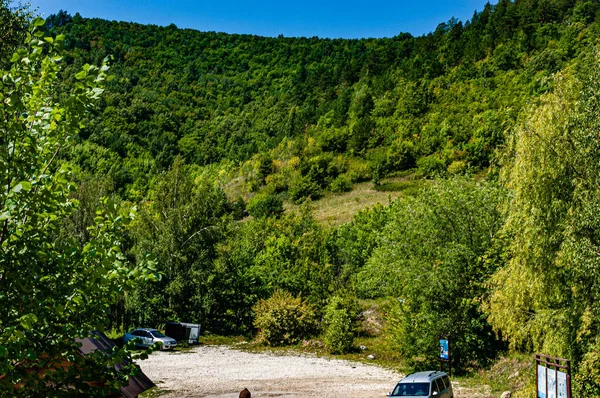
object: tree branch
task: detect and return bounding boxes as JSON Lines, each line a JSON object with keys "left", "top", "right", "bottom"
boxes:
{"left": 182, "top": 225, "right": 216, "bottom": 246}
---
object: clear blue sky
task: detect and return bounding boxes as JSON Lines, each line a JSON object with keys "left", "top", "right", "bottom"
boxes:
{"left": 27, "top": 0, "right": 496, "bottom": 39}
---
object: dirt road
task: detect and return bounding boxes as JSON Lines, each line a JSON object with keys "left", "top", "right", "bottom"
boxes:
{"left": 138, "top": 345, "right": 490, "bottom": 398}
{"left": 139, "top": 345, "right": 401, "bottom": 397}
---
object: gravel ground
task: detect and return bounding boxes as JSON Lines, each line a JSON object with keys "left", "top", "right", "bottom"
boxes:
{"left": 138, "top": 345, "right": 402, "bottom": 398}
{"left": 138, "top": 345, "right": 489, "bottom": 398}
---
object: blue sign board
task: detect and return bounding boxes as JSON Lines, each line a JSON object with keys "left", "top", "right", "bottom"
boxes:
{"left": 439, "top": 339, "right": 449, "bottom": 361}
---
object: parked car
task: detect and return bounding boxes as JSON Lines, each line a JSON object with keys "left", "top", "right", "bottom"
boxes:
{"left": 387, "top": 371, "right": 453, "bottom": 397}
{"left": 124, "top": 328, "right": 177, "bottom": 350}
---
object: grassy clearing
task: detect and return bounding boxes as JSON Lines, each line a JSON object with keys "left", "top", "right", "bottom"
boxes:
{"left": 284, "top": 176, "right": 427, "bottom": 226}
{"left": 199, "top": 334, "right": 248, "bottom": 346}
{"left": 229, "top": 333, "right": 407, "bottom": 373}
{"left": 456, "top": 354, "right": 534, "bottom": 396}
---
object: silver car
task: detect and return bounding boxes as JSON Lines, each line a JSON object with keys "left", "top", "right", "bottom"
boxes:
{"left": 124, "top": 328, "right": 177, "bottom": 350}
{"left": 387, "top": 371, "right": 453, "bottom": 398}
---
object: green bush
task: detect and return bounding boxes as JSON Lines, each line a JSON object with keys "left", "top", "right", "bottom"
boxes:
{"left": 323, "top": 296, "right": 358, "bottom": 354}
{"left": 319, "top": 128, "right": 348, "bottom": 152}
{"left": 253, "top": 290, "right": 316, "bottom": 346}
{"left": 416, "top": 154, "right": 447, "bottom": 177}
{"left": 329, "top": 174, "right": 353, "bottom": 193}
{"left": 447, "top": 160, "right": 467, "bottom": 175}
{"left": 574, "top": 338, "right": 600, "bottom": 396}
{"left": 247, "top": 192, "right": 284, "bottom": 218}
{"left": 324, "top": 309, "right": 353, "bottom": 354}
{"left": 288, "top": 175, "right": 323, "bottom": 203}
{"left": 388, "top": 139, "right": 416, "bottom": 171}
{"left": 346, "top": 158, "right": 371, "bottom": 182}
{"left": 366, "top": 147, "right": 389, "bottom": 185}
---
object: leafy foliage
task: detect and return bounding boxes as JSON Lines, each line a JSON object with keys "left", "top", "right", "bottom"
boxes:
{"left": 323, "top": 295, "right": 359, "bottom": 354}
{"left": 364, "top": 179, "right": 507, "bottom": 370}
{"left": 0, "top": 20, "right": 154, "bottom": 395}
{"left": 246, "top": 192, "right": 284, "bottom": 219}
{"left": 253, "top": 290, "right": 316, "bottom": 346}
{"left": 0, "top": 0, "right": 32, "bottom": 64}
{"left": 486, "top": 50, "right": 600, "bottom": 381}
{"left": 7, "top": 1, "right": 600, "bottom": 392}
{"left": 127, "top": 157, "right": 231, "bottom": 329}
{"left": 38, "top": 0, "right": 600, "bottom": 202}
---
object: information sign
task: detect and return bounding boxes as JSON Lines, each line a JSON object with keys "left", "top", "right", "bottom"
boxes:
{"left": 439, "top": 339, "right": 449, "bottom": 361}
{"left": 548, "top": 368, "right": 556, "bottom": 398}
{"left": 536, "top": 354, "right": 571, "bottom": 398}
{"left": 538, "top": 365, "right": 547, "bottom": 398}
{"left": 557, "top": 371, "right": 568, "bottom": 398}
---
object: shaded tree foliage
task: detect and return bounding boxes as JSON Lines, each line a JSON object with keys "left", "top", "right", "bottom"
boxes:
{"left": 0, "top": 20, "right": 155, "bottom": 396}
{"left": 486, "top": 50, "right": 600, "bottom": 393}
{"left": 127, "top": 157, "right": 231, "bottom": 329}
{"left": 360, "top": 179, "right": 507, "bottom": 370}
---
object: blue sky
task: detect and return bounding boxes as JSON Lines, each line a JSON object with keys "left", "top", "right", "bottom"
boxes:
{"left": 27, "top": 1, "right": 496, "bottom": 39}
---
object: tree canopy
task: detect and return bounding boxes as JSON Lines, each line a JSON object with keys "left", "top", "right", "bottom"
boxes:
{"left": 0, "top": 18, "right": 155, "bottom": 395}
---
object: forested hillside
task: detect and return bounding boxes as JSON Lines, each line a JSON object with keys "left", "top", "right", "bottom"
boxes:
{"left": 4, "top": 0, "right": 600, "bottom": 395}
{"left": 47, "top": 0, "right": 598, "bottom": 201}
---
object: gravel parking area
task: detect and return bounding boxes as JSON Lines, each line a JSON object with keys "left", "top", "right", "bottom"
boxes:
{"left": 138, "top": 345, "right": 402, "bottom": 397}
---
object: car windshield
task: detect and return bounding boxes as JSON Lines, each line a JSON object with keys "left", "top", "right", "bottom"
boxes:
{"left": 392, "top": 382, "right": 430, "bottom": 396}
{"left": 150, "top": 330, "right": 166, "bottom": 337}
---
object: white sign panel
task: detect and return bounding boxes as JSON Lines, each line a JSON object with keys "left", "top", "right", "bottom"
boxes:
{"left": 557, "top": 370, "right": 568, "bottom": 398}
{"left": 548, "top": 368, "right": 556, "bottom": 398}
{"left": 538, "top": 365, "right": 547, "bottom": 398}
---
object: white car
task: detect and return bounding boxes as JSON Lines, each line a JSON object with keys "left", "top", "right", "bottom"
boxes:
{"left": 124, "top": 328, "right": 177, "bottom": 350}
{"left": 388, "top": 371, "right": 453, "bottom": 398}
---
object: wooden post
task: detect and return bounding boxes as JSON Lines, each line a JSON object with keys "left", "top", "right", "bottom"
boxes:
{"left": 535, "top": 355, "right": 539, "bottom": 398}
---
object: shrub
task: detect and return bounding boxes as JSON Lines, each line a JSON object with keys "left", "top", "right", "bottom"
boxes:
{"left": 367, "top": 147, "right": 389, "bottom": 185}
{"left": 324, "top": 308, "right": 353, "bottom": 354}
{"left": 288, "top": 175, "right": 323, "bottom": 204}
{"left": 416, "top": 154, "right": 447, "bottom": 177}
{"left": 247, "top": 192, "right": 283, "bottom": 218}
{"left": 346, "top": 158, "right": 371, "bottom": 182}
{"left": 323, "top": 296, "right": 358, "bottom": 354}
{"left": 230, "top": 195, "right": 247, "bottom": 220}
{"left": 388, "top": 139, "right": 416, "bottom": 171}
{"left": 300, "top": 154, "right": 339, "bottom": 188}
{"left": 253, "top": 290, "right": 316, "bottom": 346}
{"left": 319, "top": 128, "right": 348, "bottom": 152}
{"left": 447, "top": 160, "right": 467, "bottom": 175}
{"left": 265, "top": 171, "right": 289, "bottom": 193}
{"left": 329, "top": 174, "right": 353, "bottom": 193}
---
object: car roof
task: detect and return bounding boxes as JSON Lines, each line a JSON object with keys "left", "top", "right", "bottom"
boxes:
{"left": 400, "top": 371, "right": 448, "bottom": 383}
{"left": 132, "top": 328, "right": 158, "bottom": 332}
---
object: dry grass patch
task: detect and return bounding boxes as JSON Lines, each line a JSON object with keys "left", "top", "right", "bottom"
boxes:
{"left": 284, "top": 178, "right": 426, "bottom": 226}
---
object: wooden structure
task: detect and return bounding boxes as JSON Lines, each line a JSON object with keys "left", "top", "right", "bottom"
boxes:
{"left": 535, "top": 354, "right": 571, "bottom": 398}
{"left": 78, "top": 331, "right": 155, "bottom": 397}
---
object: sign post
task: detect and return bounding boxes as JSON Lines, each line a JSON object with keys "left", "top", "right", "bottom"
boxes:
{"left": 536, "top": 354, "right": 571, "bottom": 398}
{"left": 439, "top": 336, "right": 450, "bottom": 376}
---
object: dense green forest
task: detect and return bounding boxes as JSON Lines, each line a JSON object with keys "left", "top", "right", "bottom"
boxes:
{"left": 4, "top": 0, "right": 600, "bottom": 395}
{"left": 46, "top": 0, "right": 599, "bottom": 200}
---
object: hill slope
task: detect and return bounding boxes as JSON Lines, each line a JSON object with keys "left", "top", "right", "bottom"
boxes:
{"left": 47, "top": 0, "right": 600, "bottom": 202}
